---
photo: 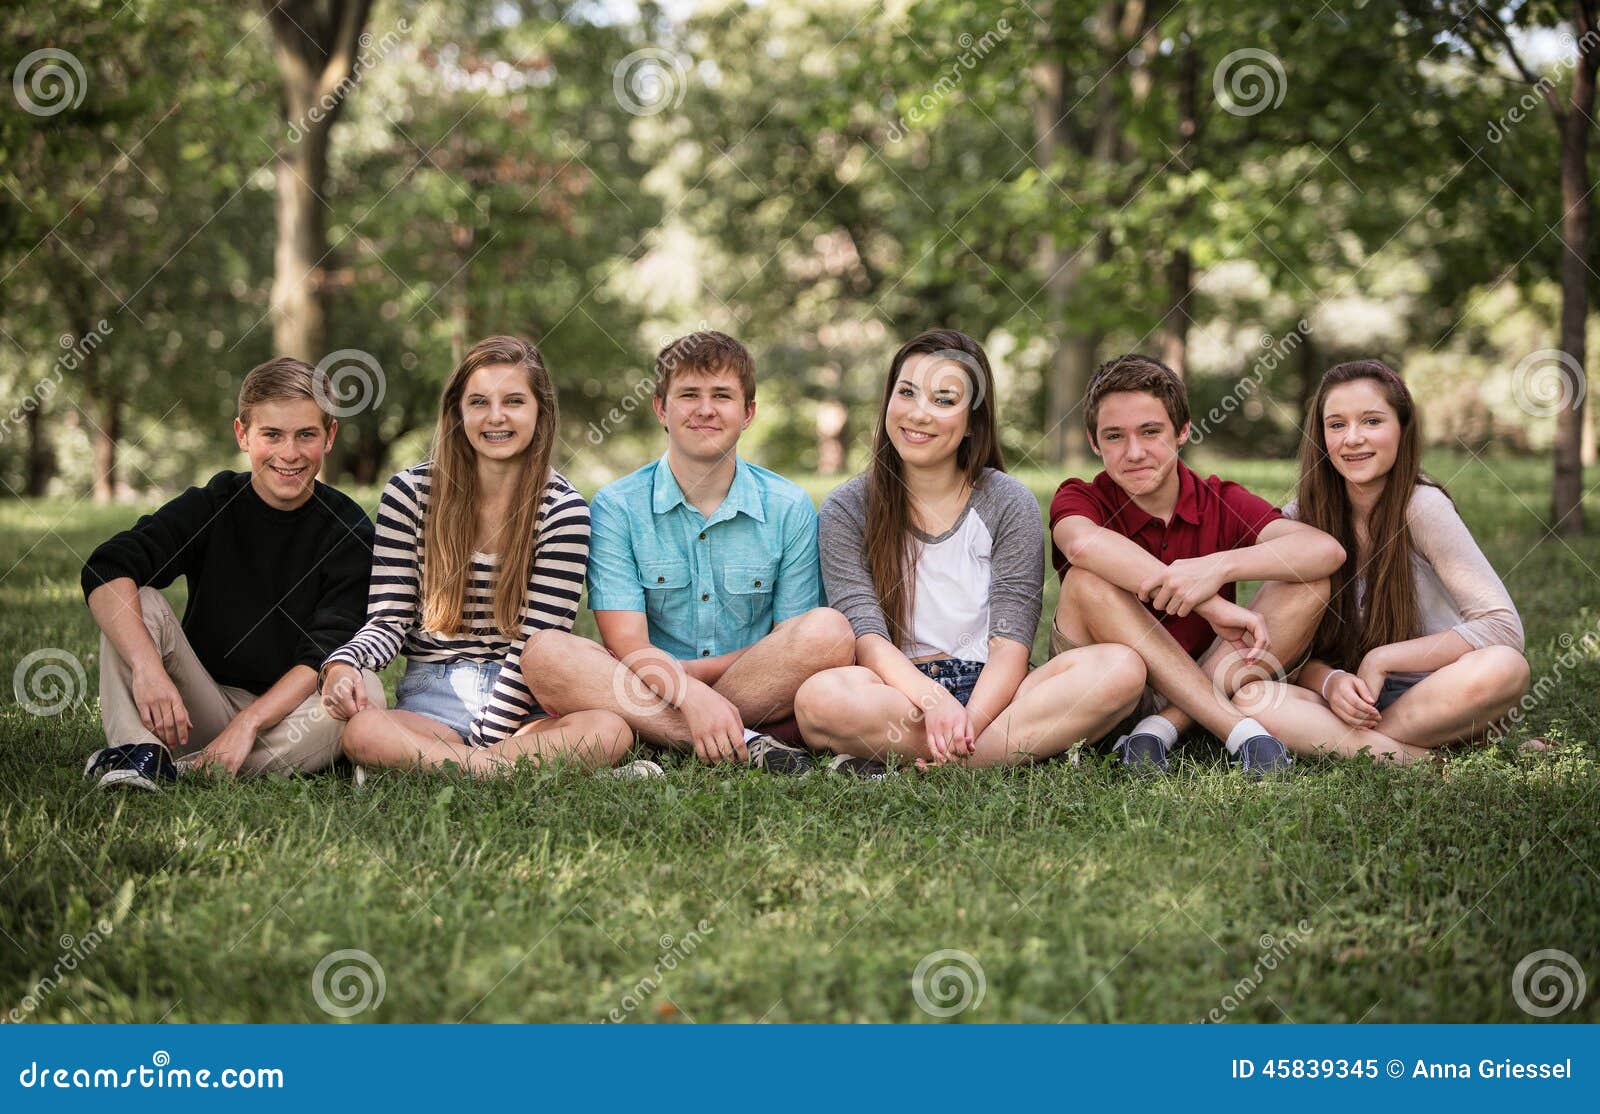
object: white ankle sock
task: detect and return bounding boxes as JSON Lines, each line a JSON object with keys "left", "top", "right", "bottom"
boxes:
{"left": 742, "top": 728, "right": 760, "bottom": 743}
{"left": 1131, "top": 715, "right": 1179, "bottom": 751}
{"left": 1225, "top": 717, "right": 1267, "bottom": 755}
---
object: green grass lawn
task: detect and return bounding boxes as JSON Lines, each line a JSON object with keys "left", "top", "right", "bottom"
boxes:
{"left": 1, "top": 453, "right": 1597, "bottom": 1023}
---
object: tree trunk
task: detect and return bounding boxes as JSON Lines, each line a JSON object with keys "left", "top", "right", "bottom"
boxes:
{"left": 1554, "top": 11, "right": 1597, "bottom": 534}
{"left": 1158, "top": 29, "right": 1199, "bottom": 378}
{"left": 271, "top": 135, "right": 329, "bottom": 362}
{"left": 23, "top": 403, "right": 54, "bottom": 497}
{"left": 1159, "top": 247, "right": 1192, "bottom": 377}
{"left": 1296, "top": 317, "right": 1320, "bottom": 422}
{"left": 263, "top": 1, "right": 374, "bottom": 363}
{"left": 90, "top": 391, "right": 120, "bottom": 503}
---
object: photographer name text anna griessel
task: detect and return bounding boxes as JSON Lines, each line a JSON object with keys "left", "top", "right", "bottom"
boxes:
{"left": 1230, "top": 1057, "right": 1575, "bottom": 1081}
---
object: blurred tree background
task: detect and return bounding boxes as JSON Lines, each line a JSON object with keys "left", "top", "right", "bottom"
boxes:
{"left": 3, "top": 0, "right": 1598, "bottom": 529}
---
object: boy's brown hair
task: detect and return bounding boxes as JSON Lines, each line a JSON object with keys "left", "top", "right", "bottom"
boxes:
{"left": 653, "top": 331, "right": 756, "bottom": 405}
{"left": 237, "top": 356, "right": 332, "bottom": 429}
{"left": 1083, "top": 353, "right": 1189, "bottom": 446}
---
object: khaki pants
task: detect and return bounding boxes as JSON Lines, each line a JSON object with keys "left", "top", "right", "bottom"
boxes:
{"left": 1048, "top": 617, "right": 1165, "bottom": 721}
{"left": 98, "top": 587, "right": 384, "bottom": 776}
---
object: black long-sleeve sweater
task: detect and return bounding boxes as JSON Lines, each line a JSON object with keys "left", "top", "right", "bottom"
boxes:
{"left": 81, "top": 471, "right": 374, "bottom": 694}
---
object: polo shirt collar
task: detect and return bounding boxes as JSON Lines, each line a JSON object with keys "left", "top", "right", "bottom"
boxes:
{"left": 1101, "top": 459, "right": 1201, "bottom": 531}
{"left": 650, "top": 453, "right": 766, "bottom": 524}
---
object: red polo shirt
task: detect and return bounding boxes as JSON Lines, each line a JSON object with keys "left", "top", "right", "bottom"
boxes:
{"left": 1048, "top": 462, "right": 1283, "bottom": 658}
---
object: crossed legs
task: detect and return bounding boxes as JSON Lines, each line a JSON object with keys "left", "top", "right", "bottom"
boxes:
{"left": 793, "top": 644, "right": 1146, "bottom": 767}
{"left": 1239, "top": 646, "right": 1530, "bottom": 763}
{"left": 521, "top": 607, "right": 856, "bottom": 752}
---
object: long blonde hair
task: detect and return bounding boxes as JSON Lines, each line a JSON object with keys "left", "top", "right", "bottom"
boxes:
{"left": 421, "top": 336, "right": 558, "bottom": 639}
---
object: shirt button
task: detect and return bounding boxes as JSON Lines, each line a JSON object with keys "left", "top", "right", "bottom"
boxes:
{"left": 753, "top": 580, "right": 762, "bottom": 588}
{"left": 698, "top": 532, "right": 706, "bottom": 540}
{"left": 701, "top": 649, "right": 710, "bottom": 657}
{"left": 701, "top": 593, "right": 709, "bottom": 601}
{"left": 657, "top": 575, "right": 666, "bottom": 583}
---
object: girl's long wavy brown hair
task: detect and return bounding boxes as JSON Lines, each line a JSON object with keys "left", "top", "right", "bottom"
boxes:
{"left": 1296, "top": 359, "right": 1445, "bottom": 669}
{"left": 865, "top": 329, "right": 1004, "bottom": 647}
{"left": 421, "top": 336, "right": 558, "bottom": 640}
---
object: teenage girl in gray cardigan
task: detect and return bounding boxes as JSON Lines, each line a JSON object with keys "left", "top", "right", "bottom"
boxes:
{"left": 794, "top": 329, "right": 1147, "bottom": 773}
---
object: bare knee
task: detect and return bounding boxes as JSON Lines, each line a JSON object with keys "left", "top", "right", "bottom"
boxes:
{"left": 1081, "top": 643, "right": 1146, "bottom": 706}
{"left": 1062, "top": 567, "right": 1117, "bottom": 607}
{"left": 340, "top": 708, "right": 389, "bottom": 764}
{"left": 1465, "top": 645, "right": 1530, "bottom": 705}
{"left": 562, "top": 709, "right": 633, "bottom": 765}
{"left": 795, "top": 666, "right": 867, "bottom": 732}
{"left": 789, "top": 607, "right": 856, "bottom": 667}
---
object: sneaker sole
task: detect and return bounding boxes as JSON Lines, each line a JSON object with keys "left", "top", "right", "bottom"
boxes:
{"left": 94, "top": 768, "right": 163, "bottom": 792}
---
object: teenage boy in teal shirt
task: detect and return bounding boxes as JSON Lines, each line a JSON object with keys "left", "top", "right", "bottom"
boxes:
{"left": 523, "top": 331, "right": 853, "bottom": 772}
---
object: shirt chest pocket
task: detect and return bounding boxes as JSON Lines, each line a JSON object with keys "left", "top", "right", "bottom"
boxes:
{"left": 638, "top": 560, "right": 691, "bottom": 633}
{"left": 723, "top": 561, "right": 779, "bottom": 631}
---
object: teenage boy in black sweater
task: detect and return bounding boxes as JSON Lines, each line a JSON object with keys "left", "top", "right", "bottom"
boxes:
{"left": 80, "top": 358, "right": 375, "bottom": 789}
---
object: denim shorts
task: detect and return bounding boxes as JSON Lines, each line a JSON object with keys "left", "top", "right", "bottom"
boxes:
{"left": 914, "top": 657, "right": 986, "bottom": 706}
{"left": 1376, "top": 674, "right": 1425, "bottom": 712}
{"left": 393, "top": 659, "right": 503, "bottom": 742}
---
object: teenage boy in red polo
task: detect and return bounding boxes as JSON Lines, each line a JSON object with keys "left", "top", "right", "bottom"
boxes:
{"left": 1049, "top": 354, "right": 1344, "bottom": 774}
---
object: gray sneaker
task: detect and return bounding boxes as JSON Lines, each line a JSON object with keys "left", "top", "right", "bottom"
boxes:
{"left": 827, "top": 754, "right": 892, "bottom": 779}
{"left": 1112, "top": 732, "right": 1171, "bottom": 772}
{"left": 1232, "top": 734, "right": 1293, "bottom": 778}
{"left": 746, "top": 735, "right": 816, "bottom": 775}
{"left": 610, "top": 758, "right": 665, "bottom": 780}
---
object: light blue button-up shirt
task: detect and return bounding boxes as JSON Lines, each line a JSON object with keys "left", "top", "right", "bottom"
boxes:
{"left": 586, "top": 454, "right": 823, "bottom": 660}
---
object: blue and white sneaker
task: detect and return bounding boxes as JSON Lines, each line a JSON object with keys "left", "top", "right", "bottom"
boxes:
{"left": 1112, "top": 732, "right": 1172, "bottom": 772}
{"left": 827, "top": 754, "right": 892, "bottom": 779}
{"left": 1232, "top": 734, "right": 1293, "bottom": 778}
{"left": 83, "top": 743, "right": 178, "bottom": 792}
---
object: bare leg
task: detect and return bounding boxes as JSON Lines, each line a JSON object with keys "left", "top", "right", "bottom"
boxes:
{"left": 342, "top": 706, "right": 632, "bottom": 776}
{"left": 713, "top": 607, "right": 855, "bottom": 725}
{"left": 1368, "top": 646, "right": 1530, "bottom": 747}
{"left": 966, "top": 645, "right": 1146, "bottom": 766}
{"left": 1159, "top": 578, "right": 1330, "bottom": 735}
{"left": 794, "top": 666, "right": 932, "bottom": 762}
{"left": 1238, "top": 680, "right": 1429, "bottom": 763}
{"left": 1054, "top": 568, "right": 1246, "bottom": 739}
{"left": 521, "top": 630, "right": 693, "bottom": 745}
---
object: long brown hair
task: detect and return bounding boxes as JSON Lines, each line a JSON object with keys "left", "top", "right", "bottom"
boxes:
{"left": 864, "top": 328, "right": 1004, "bottom": 646}
{"left": 421, "top": 336, "right": 559, "bottom": 639}
{"left": 1296, "top": 359, "right": 1444, "bottom": 668}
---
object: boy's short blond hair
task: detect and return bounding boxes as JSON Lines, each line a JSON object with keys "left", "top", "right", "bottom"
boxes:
{"left": 237, "top": 357, "right": 332, "bottom": 428}
{"left": 653, "top": 331, "right": 756, "bottom": 405}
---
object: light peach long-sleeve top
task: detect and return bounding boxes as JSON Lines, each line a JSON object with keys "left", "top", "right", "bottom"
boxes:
{"left": 1286, "top": 484, "right": 1524, "bottom": 665}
